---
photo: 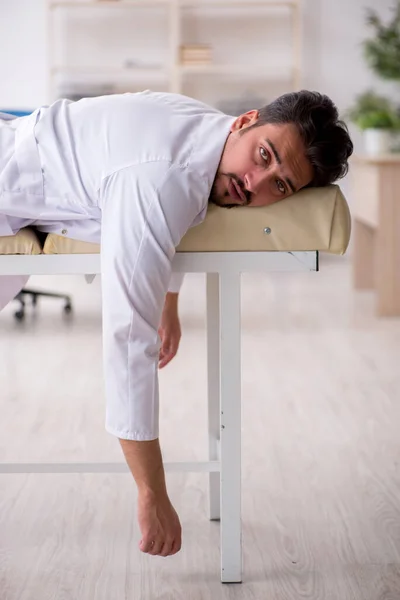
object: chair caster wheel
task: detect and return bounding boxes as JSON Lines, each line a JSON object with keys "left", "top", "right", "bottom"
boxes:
{"left": 14, "top": 310, "right": 25, "bottom": 321}
{"left": 64, "top": 302, "right": 72, "bottom": 315}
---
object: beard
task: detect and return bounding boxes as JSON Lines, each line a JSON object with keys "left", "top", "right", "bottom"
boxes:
{"left": 209, "top": 172, "right": 252, "bottom": 209}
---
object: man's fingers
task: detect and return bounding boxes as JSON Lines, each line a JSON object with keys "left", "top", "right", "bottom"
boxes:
{"left": 169, "top": 537, "right": 182, "bottom": 556}
{"left": 159, "top": 538, "right": 175, "bottom": 557}
{"left": 159, "top": 338, "right": 179, "bottom": 368}
{"left": 158, "top": 332, "right": 170, "bottom": 358}
{"left": 159, "top": 351, "right": 173, "bottom": 369}
{"left": 149, "top": 539, "right": 165, "bottom": 556}
{"left": 141, "top": 537, "right": 175, "bottom": 557}
{"left": 158, "top": 319, "right": 181, "bottom": 368}
{"left": 139, "top": 534, "right": 159, "bottom": 554}
{"left": 139, "top": 528, "right": 179, "bottom": 556}
{"left": 139, "top": 538, "right": 152, "bottom": 553}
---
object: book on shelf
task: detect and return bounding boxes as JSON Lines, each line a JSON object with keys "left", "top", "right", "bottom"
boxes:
{"left": 180, "top": 44, "right": 212, "bottom": 65}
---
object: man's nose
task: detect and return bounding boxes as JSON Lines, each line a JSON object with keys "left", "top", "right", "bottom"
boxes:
{"left": 244, "top": 169, "right": 269, "bottom": 194}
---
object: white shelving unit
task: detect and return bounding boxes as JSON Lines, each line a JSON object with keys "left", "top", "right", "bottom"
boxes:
{"left": 47, "top": 0, "right": 302, "bottom": 112}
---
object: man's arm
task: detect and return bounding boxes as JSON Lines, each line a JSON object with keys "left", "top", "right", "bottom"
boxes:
{"left": 100, "top": 162, "right": 204, "bottom": 556}
{"left": 120, "top": 438, "right": 166, "bottom": 498}
{"left": 122, "top": 290, "right": 183, "bottom": 552}
{"left": 119, "top": 437, "right": 181, "bottom": 556}
{"left": 158, "top": 291, "right": 181, "bottom": 369}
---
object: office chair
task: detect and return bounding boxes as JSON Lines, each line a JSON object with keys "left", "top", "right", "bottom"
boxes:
{"left": 13, "top": 289, "right": 73, "bottom": 321}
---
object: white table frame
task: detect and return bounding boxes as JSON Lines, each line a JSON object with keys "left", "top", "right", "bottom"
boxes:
{"left": 0, "top": 250, "right": 318, "bottom": 583}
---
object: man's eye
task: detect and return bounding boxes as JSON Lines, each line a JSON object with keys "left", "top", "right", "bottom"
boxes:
{"left": 259, "top": 147, "right": 269, "bottom": 163}
{"left": 277, "top": 180, "right": 286, "bottom": 194}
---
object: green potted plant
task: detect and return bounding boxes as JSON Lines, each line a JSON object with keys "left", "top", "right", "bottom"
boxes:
{"left": 363, "top": 1, "right": 400, "bottom": 81}
{"left": 348, "top": 90, "right": 400, "bottom": 154}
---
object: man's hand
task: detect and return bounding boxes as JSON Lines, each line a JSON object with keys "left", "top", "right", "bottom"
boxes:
{"left": 138, "top": 491, "right": 182, "bottom": 557}
{"left": 158, "top": 292, "right": 181, "bottom": 369}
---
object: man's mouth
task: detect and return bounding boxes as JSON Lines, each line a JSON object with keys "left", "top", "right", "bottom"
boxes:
{"left": 228, "top": 178, "right": 247, "bottom": 203}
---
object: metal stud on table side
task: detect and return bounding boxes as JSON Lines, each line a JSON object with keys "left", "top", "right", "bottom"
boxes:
{"left": 263, "top": 227, "right": 271, "bottom": 234}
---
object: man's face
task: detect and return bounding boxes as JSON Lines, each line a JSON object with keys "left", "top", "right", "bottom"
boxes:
{"left": 210, "top": 110, "right": 314, "bottom": 208}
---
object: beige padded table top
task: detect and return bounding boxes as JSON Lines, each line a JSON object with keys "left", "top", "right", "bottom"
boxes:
{"left": 0, "top": 184, "right": 351, "bottom": 256}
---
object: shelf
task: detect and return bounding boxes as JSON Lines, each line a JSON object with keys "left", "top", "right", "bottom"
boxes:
{"left": 47, "top": 0, "right": 302, "bottom": 102}
{"left": 179, "top": 64, "right": 294, "bottom": 80}
{"left": 52, "top": 64, "right": 293, "bottom": 78}
{"left": 181, "top": 1, "right": 298, "bottom": 7}
{"left": 51, "top": 66, "right": 169, "bottom": 84}
{"left": 49, "top": 1, "right": 170, "bottom": 9}
{"left": 49, "top": 0, "right": 298, "bottom": 8}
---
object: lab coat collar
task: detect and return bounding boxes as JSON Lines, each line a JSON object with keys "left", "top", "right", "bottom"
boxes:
{"left": 190, "top": 111, "right": 235, "bottom": 192}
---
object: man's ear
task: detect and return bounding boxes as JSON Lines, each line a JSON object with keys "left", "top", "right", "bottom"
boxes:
{"left": 230, "top": 109, "right": 259, "bottom": 133}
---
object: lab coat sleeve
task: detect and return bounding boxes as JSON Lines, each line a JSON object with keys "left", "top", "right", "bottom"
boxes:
{"left": 0, "top": 276, "right": 30, "bottom": 311}
{"left": 168, "top": 272, "right": 185, "bottom": 293}
{"left": 100, "top": 162, "right": 204, "bottom": 441}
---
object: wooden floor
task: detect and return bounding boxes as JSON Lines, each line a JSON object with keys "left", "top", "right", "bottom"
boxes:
{"left": 1, "top": 254, "right": 400, "bottom": 599}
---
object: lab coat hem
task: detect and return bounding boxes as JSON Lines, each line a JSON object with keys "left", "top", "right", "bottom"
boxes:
{"left": 105, "top": 424, "right": 159, "bottom": 442}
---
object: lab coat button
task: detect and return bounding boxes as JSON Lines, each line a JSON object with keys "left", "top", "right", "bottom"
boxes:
{"left": 61, "top": 229, "right": 68, "bottom": 235}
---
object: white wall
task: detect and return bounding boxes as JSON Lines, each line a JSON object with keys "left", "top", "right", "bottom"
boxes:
{"left": 1, "top": 0, "right": 397, "bottom": 197}
{"left": 0, "top": 0, "right": 47, "bottom": 110}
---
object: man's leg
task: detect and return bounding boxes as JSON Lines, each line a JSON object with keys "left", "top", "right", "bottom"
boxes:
{"left": 0, "top": 276, "right": 29, "bottom": 311}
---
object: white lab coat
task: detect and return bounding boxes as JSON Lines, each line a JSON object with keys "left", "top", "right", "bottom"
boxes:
{"left": 0, "top": 90, "right": 233, "bottom": 440}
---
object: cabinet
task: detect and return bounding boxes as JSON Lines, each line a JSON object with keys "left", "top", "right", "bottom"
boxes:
{"left": 47, "top": 0, "right": 302, "bottom": 112}
{"left": 351, "top": 155, "right": 400, "bottom": 316}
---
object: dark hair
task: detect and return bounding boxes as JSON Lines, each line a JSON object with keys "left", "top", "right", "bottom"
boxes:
{"left": 252, "top": 90, "right": 353, "bottom": 187}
